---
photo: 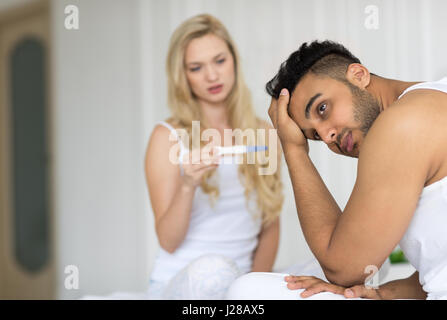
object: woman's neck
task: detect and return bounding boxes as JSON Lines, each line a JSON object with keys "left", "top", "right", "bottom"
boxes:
{"left": 199, "top": 100, "right": 231, "bottom": 129}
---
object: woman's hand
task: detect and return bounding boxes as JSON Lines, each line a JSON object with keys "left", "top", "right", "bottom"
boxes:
{"left": 284, "top": 275, "right": 383, "bottom": 299}
{"left": 180, "top": 146, "right": 220, "bottom": 188}
{"left": 268, "top": 89, "right": 309, "bottom": 153}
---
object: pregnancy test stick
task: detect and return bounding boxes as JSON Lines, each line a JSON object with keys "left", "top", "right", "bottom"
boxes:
{"left": 215, "top": 145, "right": 268, "bottom": 155}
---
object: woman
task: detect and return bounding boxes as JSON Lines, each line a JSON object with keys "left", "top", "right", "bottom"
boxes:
{"left": 144, "top": 14, "right": 283, "bottom": 299}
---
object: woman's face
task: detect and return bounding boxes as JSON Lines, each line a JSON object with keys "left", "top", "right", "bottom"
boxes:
{"left": 184, "top": 33, "right": 236, "bottom": 106}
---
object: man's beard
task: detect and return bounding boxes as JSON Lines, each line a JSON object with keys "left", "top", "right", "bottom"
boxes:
{"left": 348, "top": 82, "right": 381, "bottom": 136}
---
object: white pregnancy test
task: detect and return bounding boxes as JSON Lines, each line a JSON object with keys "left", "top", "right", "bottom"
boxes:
{"left": 215, "top": 145, "right": 268, "bottom": 155}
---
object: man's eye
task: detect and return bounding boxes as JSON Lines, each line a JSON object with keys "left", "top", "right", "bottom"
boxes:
{"left": 318, "top": 103, "right": 327, "bottom": 115}
{"left": 314, "top": 131, "right": 321, "bottom": 140}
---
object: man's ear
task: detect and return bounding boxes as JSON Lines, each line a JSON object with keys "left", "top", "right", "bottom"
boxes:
{"left": 345, "top": 63, "right": 371, "bottom": 89}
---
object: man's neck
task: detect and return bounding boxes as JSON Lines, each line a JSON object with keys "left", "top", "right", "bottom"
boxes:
{"left": 366, "top": 75, "right": 422, "bottom": 112}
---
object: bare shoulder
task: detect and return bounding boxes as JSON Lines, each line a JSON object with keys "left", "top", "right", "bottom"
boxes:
{"left": 150, "top": 118, "right": 182, "bottom": 143}
{"left": 397, "top": 87, "right": 447, "bottom": 106}
{"left": 393, "top": 88, "right": 447, "bottom": 120}
{"left": 365, "top": 88, "right": 447, "bottom": 145}
{"left": 359, "top": 89, "right": 447, "bottom": 183}
{"left": 146, "top": 118, "right": 184, "bottom": 160}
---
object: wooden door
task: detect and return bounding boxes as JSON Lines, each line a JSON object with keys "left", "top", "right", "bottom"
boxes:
{"left": 0, "top": 0, "right": 54, "bottom": 299}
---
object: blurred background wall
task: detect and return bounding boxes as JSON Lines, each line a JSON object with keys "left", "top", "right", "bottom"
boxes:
{"left": 0, "top": 0, "right": 446, "bottom": 299}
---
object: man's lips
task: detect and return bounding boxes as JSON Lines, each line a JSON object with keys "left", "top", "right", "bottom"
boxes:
{"left": 341, "top": 131, "right": 354, "bottom": 153}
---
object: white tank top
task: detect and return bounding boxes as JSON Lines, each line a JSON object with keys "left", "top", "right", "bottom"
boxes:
{"left": 397, "top": 77, "right": 447, "bottom": 299}
{"left": 149, "top": 121, "right": 263, "bottom": 283}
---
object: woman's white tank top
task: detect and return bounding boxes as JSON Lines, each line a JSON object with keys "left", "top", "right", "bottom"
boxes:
{"left": 149, "top": 121, "right": 262, "bottom": 283}
{"left": 397, "top": 77, "right": 447, "bottom": 299}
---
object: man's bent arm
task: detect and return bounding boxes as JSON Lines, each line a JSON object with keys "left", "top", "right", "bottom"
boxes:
{"left": 283, "top": 145, "right": 342, "bottom": 274}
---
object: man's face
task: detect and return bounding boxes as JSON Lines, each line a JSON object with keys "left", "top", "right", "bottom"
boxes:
{"left": 288, "top": 72, "right": 381, "bottom": 158}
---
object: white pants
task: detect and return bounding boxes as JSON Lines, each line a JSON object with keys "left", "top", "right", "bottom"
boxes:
{"left": 148, "top": 253, "right": 241, "bottom": 300}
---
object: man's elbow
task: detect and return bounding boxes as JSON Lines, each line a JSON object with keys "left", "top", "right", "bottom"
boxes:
{"left": 323, "top": 266, "right": 365, "bottom": 287}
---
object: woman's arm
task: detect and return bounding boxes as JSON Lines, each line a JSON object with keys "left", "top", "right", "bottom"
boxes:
{"left": 145, "top": 125, "right": 194, "bottom": 253}
{"left": 251, "top": 218, "right": 280, "bottom": 272}
{"left": 145, "top": 124, "right": 218, "bottom": 253}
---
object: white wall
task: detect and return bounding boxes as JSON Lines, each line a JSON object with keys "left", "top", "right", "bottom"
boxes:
{"left": 50, "top": 0, "right": 149, "bottom": 298}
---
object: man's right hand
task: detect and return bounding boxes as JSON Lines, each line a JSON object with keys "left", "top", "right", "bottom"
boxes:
{"left": 285, "top": 275, "right": 383, "bottom": 299}
{"left": 268, "top": 88, "right": 309, "bottom": 153}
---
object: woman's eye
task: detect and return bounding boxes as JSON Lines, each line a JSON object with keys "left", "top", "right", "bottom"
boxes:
{"left": 216, "top": 58, "right": 225, "bottom": 64}
{"left": 318, "top": 103, "right": 327, "bottom": 115}
{"left": 314, "top": 131, "right": 321, "bottom": 140}
{"left": 189, "top": 66, "right": 201, "bottom": 72}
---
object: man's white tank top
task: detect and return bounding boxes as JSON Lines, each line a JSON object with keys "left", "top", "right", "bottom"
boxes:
{"left": 149, "top": 121, "right": 262, "bottom": 283}
{"left": 397, "top": 77, "right": 447, "bottom": 299}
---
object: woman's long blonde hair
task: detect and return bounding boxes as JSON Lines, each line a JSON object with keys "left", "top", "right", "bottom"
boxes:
{"left": 166, "top": 14, "right": 283, "bottom": 226}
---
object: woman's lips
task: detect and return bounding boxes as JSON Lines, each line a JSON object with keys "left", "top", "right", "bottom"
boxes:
{"left": 208, "top": 84, "right": 223, "bottom": 94}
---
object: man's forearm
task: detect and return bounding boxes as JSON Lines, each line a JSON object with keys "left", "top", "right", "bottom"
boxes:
{"left": 283, "top": 145, "right": 342, "bottom": 267}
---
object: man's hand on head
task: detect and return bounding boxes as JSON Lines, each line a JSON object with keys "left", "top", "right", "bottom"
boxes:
{"left": 268, "top": 88, "right": 309, "bottom": 153}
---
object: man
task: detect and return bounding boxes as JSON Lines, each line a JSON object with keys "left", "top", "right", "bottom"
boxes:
{"left": 226, "top": 40, "right": 447, "bottom": 300}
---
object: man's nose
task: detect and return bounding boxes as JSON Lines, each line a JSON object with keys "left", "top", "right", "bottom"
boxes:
{"left": 321, "top": 127, "right": 337, "bottom": 145}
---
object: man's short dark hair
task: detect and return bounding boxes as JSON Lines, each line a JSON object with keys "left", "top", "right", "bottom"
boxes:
{"left": 266, "top": 40, "right": 362, "bottom": 99}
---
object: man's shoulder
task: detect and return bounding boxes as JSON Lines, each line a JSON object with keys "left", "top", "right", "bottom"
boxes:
{"left": 370, "top": 87, "right": 447, "bottom": 136}
{"left": 392, "top": 87, "right": 447, "bottom": 114}
{"left": 366, "top": 103, "right": 424, "bottom": 143}
{"left": 360, "top": 95, "right": 437, "bottom": 163}
{"left": 358, "top": 89, "right": 447, "bottom": 188}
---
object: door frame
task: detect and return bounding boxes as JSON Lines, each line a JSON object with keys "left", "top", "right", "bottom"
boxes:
{"left": 0, "top": 0, "right": 54, "bottom": 299}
